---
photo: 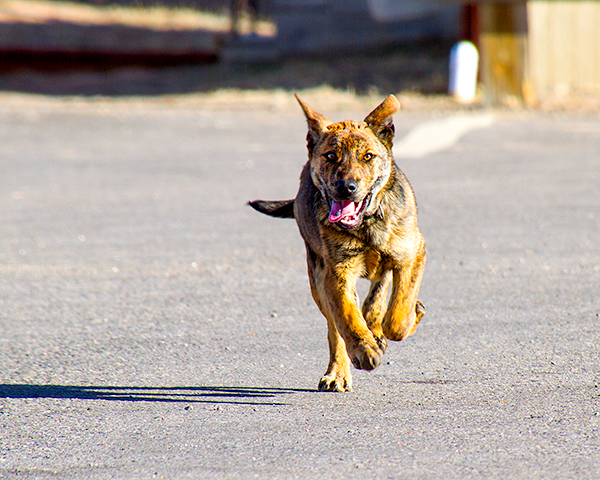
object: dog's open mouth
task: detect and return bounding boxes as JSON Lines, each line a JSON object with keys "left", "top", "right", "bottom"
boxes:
{"left": 328, "top": 194, "right": 371, "bottom": 228}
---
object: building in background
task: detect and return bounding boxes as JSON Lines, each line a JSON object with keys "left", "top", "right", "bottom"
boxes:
{"left": 225, "top": 0, "right": 460, "bottom": 61}
{"left": 476, "top": 1, "right": 600, "bottom": 106}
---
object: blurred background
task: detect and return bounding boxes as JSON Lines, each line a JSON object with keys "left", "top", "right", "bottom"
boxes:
{"left": 0, "top": 0, "right": 599, "bottom": 109}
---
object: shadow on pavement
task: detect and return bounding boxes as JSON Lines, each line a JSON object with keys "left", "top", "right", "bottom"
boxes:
{"left": 0, "top": 384, "right": 315, "bottom": 405}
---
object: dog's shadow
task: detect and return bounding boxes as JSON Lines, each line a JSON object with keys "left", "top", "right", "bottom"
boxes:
{"left": 0, "top": 384, "right": 314, "bottom": 406}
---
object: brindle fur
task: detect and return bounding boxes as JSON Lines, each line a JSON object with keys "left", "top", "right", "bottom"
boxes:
{"left": 249, "top": 95, "right": 426, "bottom": 392}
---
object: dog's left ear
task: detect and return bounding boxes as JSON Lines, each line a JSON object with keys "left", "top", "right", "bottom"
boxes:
{"left": 364, "top": 94, "right": 401, "bottom": 149}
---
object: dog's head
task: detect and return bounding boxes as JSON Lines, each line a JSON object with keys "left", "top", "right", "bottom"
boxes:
{"left": 296, "top": 94, "right": 400, "bottom": 230}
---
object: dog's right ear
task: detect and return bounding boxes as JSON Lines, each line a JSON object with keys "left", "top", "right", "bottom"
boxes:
{"left": 295, "top": 94, "right": 332, "bottom": 152}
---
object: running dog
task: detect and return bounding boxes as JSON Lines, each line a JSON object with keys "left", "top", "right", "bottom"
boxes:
{"left": 249, "top": 95, "right": 426, "bottom": 391}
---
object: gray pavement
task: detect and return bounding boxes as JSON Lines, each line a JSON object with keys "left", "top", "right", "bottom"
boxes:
{"left": 0, "top": 96, "right": 599, "bottom": 479}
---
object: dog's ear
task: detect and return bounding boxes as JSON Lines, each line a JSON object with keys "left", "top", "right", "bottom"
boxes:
{"left": 364, "top": 94, "right": 401, "bottom": 149}
{"left": 295, "top": 94, "right": 332, "bottom": 152}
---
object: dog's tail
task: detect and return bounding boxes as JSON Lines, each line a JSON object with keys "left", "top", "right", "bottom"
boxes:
{"left": 248, "top": 199, "right": 295, "bottom": 219}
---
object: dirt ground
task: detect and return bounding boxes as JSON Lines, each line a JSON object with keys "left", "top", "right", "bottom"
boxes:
{"left": 1, "top": 40, "right": 598, "bottom": 114}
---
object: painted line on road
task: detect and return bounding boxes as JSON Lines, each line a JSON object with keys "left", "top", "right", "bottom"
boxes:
{"left": 394, "top": 113, "right": 495, "bottom": 158}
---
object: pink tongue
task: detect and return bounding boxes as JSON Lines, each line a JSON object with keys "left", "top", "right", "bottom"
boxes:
{"left": 329, "top": 200, "right": 359, "bottom": 223}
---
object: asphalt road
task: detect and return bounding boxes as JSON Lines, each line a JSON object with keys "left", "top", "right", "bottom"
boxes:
{"left": 0, "top": 95, "right": 599, "bottom": 479}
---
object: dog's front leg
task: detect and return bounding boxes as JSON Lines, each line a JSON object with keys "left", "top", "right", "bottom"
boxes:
{"left": 320, "top": 315, "right": 353, "bottom": 392}
{"left": 382, "top": 242, "right": 426, "bottom": 341}
{"left": 323, "top": 266, "right": 383, "bottom": 371}
{"left": 306, "top": 250, "right": 353, "bottom": 391}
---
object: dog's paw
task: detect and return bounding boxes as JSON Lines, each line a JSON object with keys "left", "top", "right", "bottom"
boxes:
{"left": 406, "top": 300, "right": 426, "bottom": 337}
{"left": 415, "top": 300, "right": 426, "bottom": 321}
{"left": 349, "top": 341, "right": 382, "bottom": 371}
{"left": 375, "top": 335, "right": 387, "bottom": 353}
{"left": 318, "top": 373, "right": 352, "bottom": 392}
{"left": 318, "top": 362, "right": 352, "bottom": 392}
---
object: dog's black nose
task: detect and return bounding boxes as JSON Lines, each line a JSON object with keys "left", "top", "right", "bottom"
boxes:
{"left": 336, "top": 180, "right": 358, "bottom": 199}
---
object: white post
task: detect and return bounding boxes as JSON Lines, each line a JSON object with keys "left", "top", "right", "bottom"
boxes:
{"left": 449, "top": 41, "right": 479, "bottom": 103}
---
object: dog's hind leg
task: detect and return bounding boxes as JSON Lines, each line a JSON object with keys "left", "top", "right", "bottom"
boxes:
{"left": 382, "top": 239, "right": 426, "bottom": 341}
{"left": 306, "top": 248, "right": 352, "bottom": 392}
{"left": 362, "top": 267, "right": 392, "bottom": 353}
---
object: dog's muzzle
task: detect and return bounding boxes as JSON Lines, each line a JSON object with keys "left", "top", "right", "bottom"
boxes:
{"left": 328, "top": 193, "right": 371, "bottom": 229}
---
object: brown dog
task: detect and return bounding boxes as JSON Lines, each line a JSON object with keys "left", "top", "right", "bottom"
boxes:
{"left": 249, "top": 95, "right": 426, "bottom": 391}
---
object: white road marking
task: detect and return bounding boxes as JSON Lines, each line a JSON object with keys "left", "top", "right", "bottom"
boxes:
{"left": 393, "top": 113, "right": 495, "bottom": 158}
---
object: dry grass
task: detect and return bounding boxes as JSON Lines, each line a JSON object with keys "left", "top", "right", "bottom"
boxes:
{"left": 0, "top": 86, "right": 485, "bottom": 116}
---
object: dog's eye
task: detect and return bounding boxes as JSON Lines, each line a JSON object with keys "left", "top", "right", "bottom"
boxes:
{"left": 363, "top": 153, "right": 374, "bottom": 162}
{"left": 324, "top": 152, "right": 337, "bottom": 161}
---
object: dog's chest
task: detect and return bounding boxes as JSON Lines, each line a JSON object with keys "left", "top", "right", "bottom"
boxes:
{"left": 356, "top": 218, "right": 419, "bottom": 267}
{"left": 361, "top": 247, "right": 385, "bottom": 278}
{"left": 357, "top": 217, "right": 392, "bottom": 250}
